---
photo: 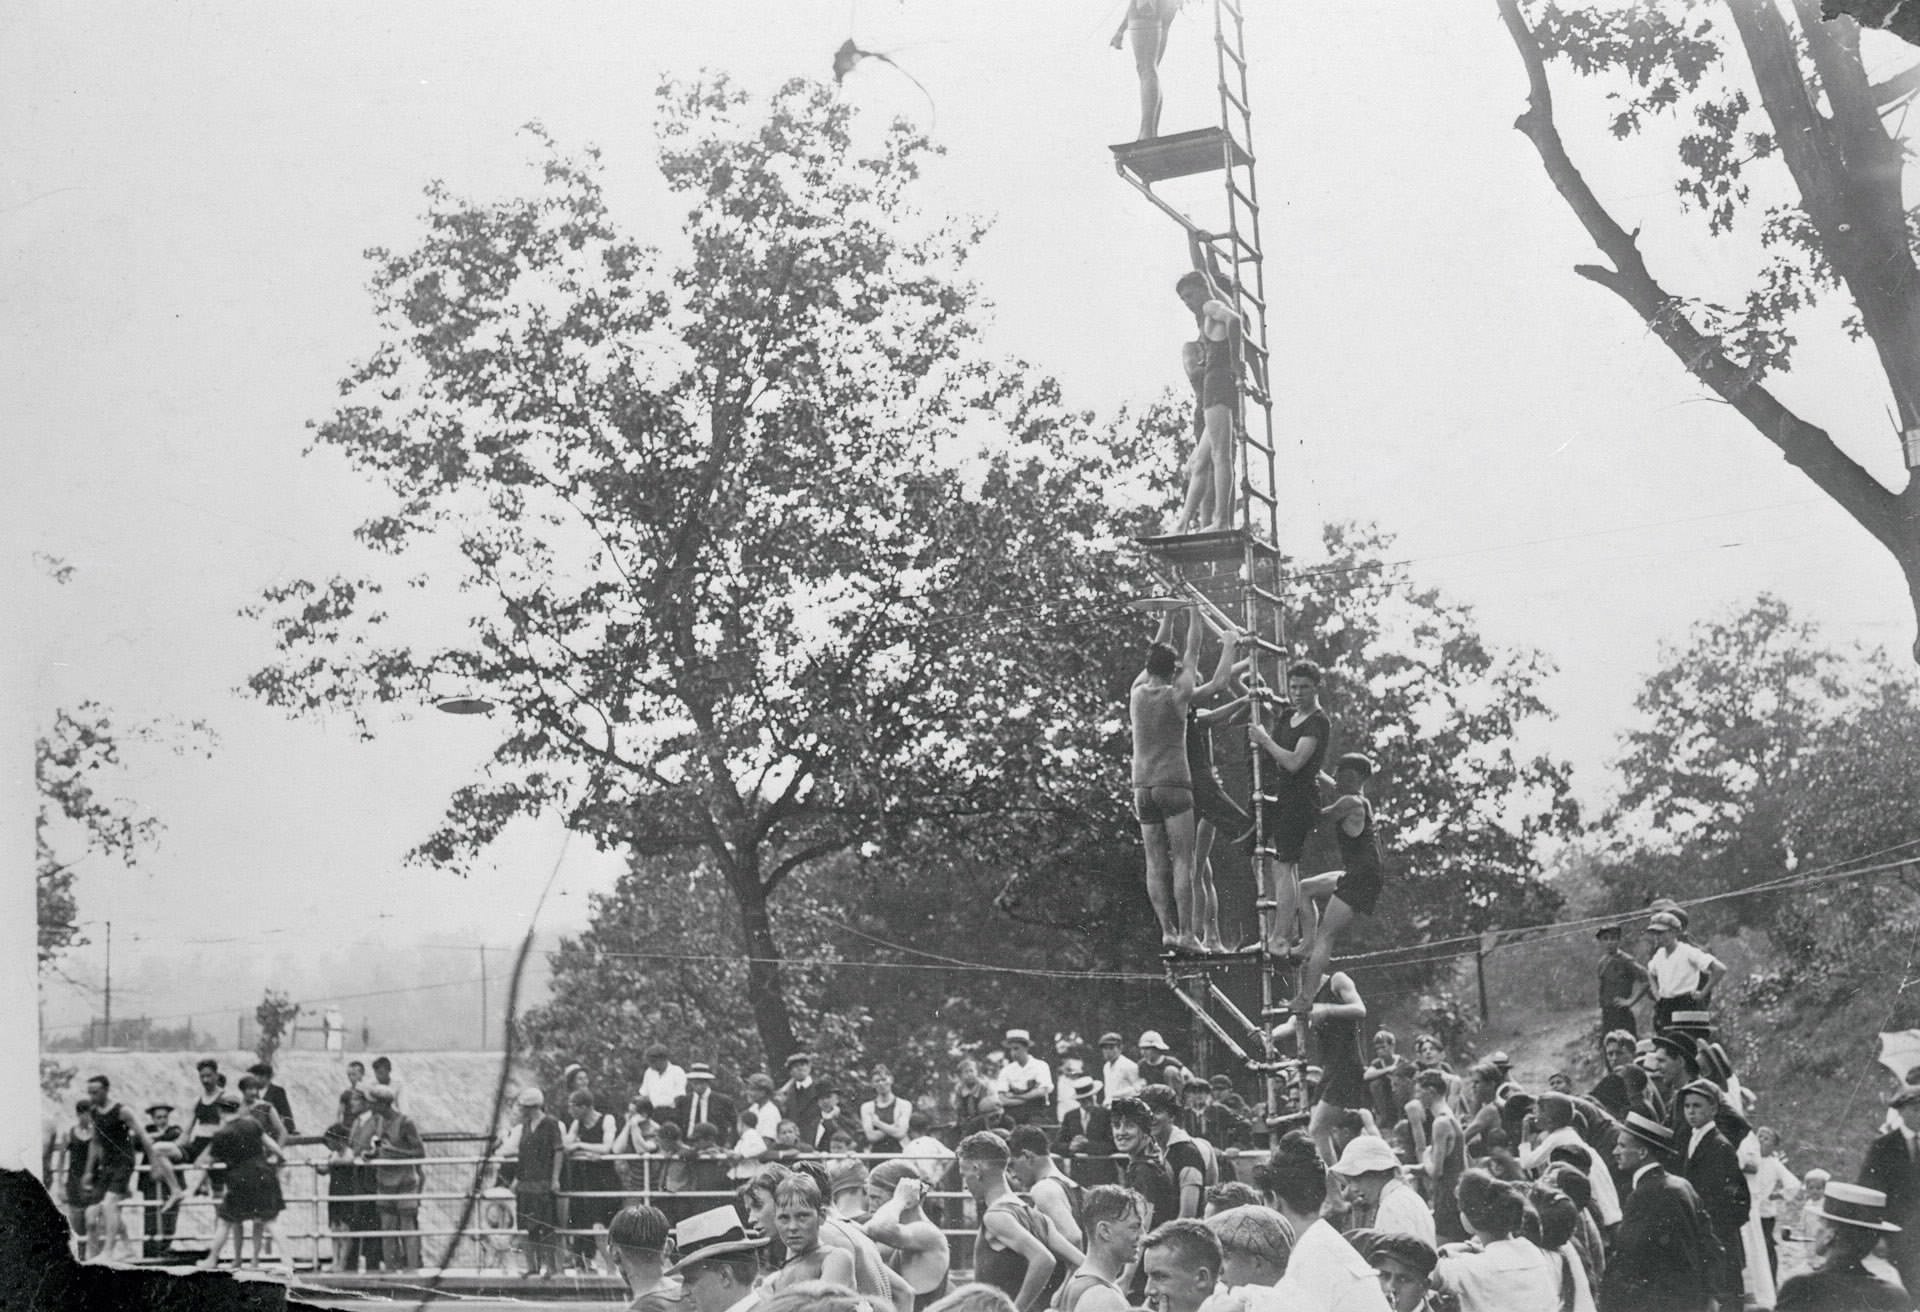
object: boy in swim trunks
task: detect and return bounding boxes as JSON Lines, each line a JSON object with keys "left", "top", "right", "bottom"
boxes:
{"left": 1131, "top": 607, "right": 1239, "bottom": 952}
{"left": 1173, "top": 272, "right": 1240, "bottom": 534}
{"left": 1292, "top": 752, "right": 1387, "bottom": 1010}
{"left": 1247, "top": 660, "right": 1331, "bottom": 959}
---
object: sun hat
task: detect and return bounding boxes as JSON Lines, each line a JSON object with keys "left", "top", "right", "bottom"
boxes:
{"left": 514, "top": 1087, "right": 543, "bottom": 1108}
{"left": 1138, "top": 1031, "right": 1169, "bottom": 1051}
{"left": 1330, "top": 1135, "right": 1402, "bottom": 1177}
{"left": 1005, "top": 1028, "right": 1032, "bottom": 1045}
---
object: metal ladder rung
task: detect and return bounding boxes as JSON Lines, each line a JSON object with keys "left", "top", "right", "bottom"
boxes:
{"left": 1219, "top": 41, "right": 1247, "bottom": 69}
{"left": 1221, "top": 84, "right": 1250, "bottom": 118}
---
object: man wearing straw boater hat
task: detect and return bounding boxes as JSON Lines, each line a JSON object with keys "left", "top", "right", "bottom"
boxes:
{"left": 668, "top": 1205, "right": 768, "bottom": 1312}
{"left": 1857, "top": 1080, "right": 1920, "bottom": 1300}
{"left": 1773, "top": 1182, "right": 1907, "bottom": 1310}
{"left": 1599, "top": 1111, "right": 1718, "bottom": 1312}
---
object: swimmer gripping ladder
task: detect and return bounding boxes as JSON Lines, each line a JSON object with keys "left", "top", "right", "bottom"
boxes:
{"left": 1111, "top": 0, "right": 1301, "bottom": 1139}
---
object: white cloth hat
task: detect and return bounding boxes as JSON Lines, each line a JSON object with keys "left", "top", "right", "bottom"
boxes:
{"left": 1138, "top": 1030, "right": 1168, "bottom": 1051}
{"left": 1005, "top": 1028, "right": 1032, "bottom": 1045}
{"left": 1331, "top": 1134, "right": 1402, "bottom": 1176}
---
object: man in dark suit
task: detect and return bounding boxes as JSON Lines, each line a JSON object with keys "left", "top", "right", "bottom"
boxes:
{"left": 247, "top": 1062, "right": 297, "bottom": 1135}
{"left": 672, "top": 1063, "right": 735, "bottom": 1137}
{"left": 1054, "top": 1075, "right": 1118, "bottom": 1186}
{"left": 774, "top": 1052, "right": 825, "bottom": 1140}
{"left": 1677, "top": 1079, "right": 1749, "bottom": 1310}
{"left": 1775, "top": 1181, "right": 1909, "bottom": 1311}
{"left": 804, "top": 1088, "right": 859, "bottom": 1153}
{"left": 1600, "top": 1110, "right": 1718, "bottom": 1312}
{"left": 1857, "top": 1082, "right": 1920, "bottom": 1299}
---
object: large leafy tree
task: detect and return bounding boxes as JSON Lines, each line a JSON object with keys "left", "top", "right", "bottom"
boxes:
{"left": 244, "top": 76, "right": 1157, "bottom": 1061}
{"left": 1500, "top": 0, "right": 1920, "bottom": 656}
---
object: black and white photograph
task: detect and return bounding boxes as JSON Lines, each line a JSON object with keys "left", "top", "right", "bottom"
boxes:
{"left": 6, "top": 2, "right": 1920, "bottom": 1310}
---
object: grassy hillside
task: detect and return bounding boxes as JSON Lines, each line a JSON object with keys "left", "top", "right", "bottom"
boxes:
{"left": 1458, "top": 929, "right": 1895, "bottom": 1183}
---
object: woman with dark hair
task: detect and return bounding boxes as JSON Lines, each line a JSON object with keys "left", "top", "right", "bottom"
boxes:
{"left": 1431, "top": 1169, "right": 1561, "bottom": 1310}
{"left": 199, "top": 1093, "right": 291, "bottom": 1274}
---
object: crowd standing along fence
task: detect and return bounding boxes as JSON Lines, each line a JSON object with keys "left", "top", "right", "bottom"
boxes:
{"left": 84, "top": 1142, "right": 1272, "bottom": 1273}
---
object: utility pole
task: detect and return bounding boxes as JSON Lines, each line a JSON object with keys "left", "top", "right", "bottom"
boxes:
{"left": 102, "top": 920, "right": 112, "bottom": 1046}
{"left": 479, "top": 944, "right": 489, "bottom": 1051}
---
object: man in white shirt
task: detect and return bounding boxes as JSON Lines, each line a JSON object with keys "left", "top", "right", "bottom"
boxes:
{"left": 1519, "top": 1092, "right": 1622, "bottom": 1226}
{"left": 1098, "top": 1033, "right": 1143, "bottom": 1104}
{"left": 1263, "top": 1133, "right": 1390, "bottom": 1311}
{"left": 639, "top": 1044, "right": 687, "bottom": 1110}
{"left": 1644, "top": 912, "right": 1725, "bottom": 1032}
{"left": 995, "top": 1029, "right": 1053, "bottom": 1126}
{"left": 743, "top": 1074, "right": 781, "bottom": 1138}
{"left": 1330, "top": 1135, "right": 1435, "bottom": 1248}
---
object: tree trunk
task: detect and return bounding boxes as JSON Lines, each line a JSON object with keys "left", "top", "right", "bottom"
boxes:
{"left": 729, "top": 861, "right": 799, "bottom": 1064}
{"left": 1498, "top": 0, "right": 1920, "bottom": 663}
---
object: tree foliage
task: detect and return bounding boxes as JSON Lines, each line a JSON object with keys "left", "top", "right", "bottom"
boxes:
{"left": 523, "top": 514, "right": 1581, "bottom": 1094}
{"left": 36, "top": 703, "right": 211, "bottom": 965}
{"left": 253, "top": 989, "right": 302, "bottom": 1065}
{"left": 1501, "top": 0, "right": 1920, "bottom": 656}
{"left": 244, "top": 76, "right": 1164, "bottom": 1060}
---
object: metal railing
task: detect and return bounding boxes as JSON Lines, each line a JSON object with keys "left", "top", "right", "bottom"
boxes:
{"left": 57, "top": 1144, "right": 1272, "bottom": 1272}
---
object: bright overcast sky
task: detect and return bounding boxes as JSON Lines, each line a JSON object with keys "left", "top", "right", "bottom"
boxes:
{"left": 7, "top": 1, "right": 1914, "bottom": 1034}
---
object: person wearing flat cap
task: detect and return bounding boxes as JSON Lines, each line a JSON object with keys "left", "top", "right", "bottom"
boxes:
{"left": 1595, "top": 923, "right": 1650, "bottom": 1042}
{"left": 1097, "top": 1032, "right": 1143, "bottom": 1104}
{"left": 1601, "top": 1111, "right": 1718, "bottom": 1312}
{"left": 668, "top": 1205, "right": 768, "bottom": 1312}
{"left": 513, "top": 1086, "right": 567, "bottom": 1278}
{"left": 1645, "top": 911, "right": 1725, "bottom": 1034}
{"left": 1364, "top": 1229, "right": 1442, "bottom": 1312}
{"left": 1856, "top": 1081, "right": 1920, "bottom": 1299}
{"left": 1676, "top": 1079, "right": 1749, "bottom": 1309}
{"left": 1774, "top": 1182, "right": 1909, "bottom": 1311}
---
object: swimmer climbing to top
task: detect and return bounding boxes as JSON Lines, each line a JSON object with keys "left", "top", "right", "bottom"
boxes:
{"left": 1131, "top": 604, "right": 1241, "bottom": 953}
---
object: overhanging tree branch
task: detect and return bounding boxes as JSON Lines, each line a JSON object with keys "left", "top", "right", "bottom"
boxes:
{"left": 1499, "top": 0, "right": 1907, "bottom": 562}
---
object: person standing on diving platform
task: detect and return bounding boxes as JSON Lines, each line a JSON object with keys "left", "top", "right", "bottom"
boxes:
{"left": 1131, "top": 606, "right": 1239, "bottom": 953}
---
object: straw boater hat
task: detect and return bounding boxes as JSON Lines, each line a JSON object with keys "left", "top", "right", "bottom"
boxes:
{"left": 1619, "top": 1111, "right": 1675, "bottom": 1153}
{"left": 686, "top": 1062, "right": 715, "bottom": 1081}
{"left": 1818, "top": 1182, "right": 1902, "bottom": 1232}
{"left": 1005, "top": 1028, "right": 1032, "bottom": 1046}
{"left": 665, "top": 1206, "right": 769, "bottom": 1274}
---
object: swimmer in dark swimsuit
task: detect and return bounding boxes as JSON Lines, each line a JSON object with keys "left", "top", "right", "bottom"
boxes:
{"left": 1294, "top": 752, "right": 1386, "bottom": 1011}
{"left": 1173, "top": 272, "right": 1241, "bottom": 534}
